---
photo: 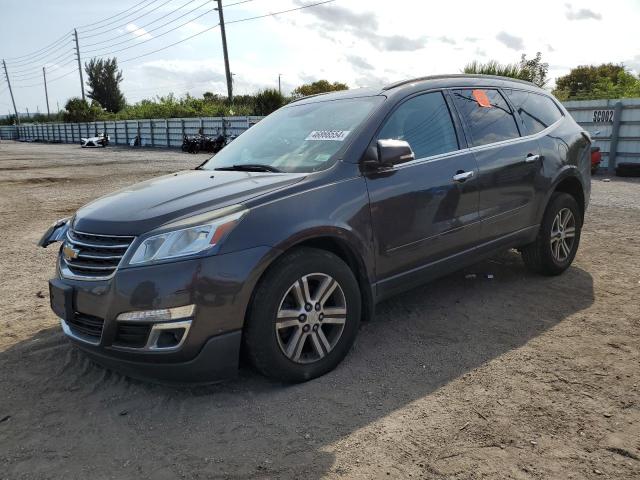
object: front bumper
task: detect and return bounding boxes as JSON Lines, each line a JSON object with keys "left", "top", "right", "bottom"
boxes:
{"left": 50, "top": 245, "right": 278, "bottom": 384}
{"left": 71, "top": 328, "right": 242, "bottom": 385}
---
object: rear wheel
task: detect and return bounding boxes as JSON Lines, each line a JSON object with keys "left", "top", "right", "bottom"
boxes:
{"left": 521, "top": 192, "right": 582, "bottom": 275}
{"left": 244, "top": 247, "right": 361, "bottom": 382}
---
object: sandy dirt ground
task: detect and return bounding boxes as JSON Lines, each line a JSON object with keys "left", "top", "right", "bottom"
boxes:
{"left": 0, "top": 141, "right": 638, "bottom": 480}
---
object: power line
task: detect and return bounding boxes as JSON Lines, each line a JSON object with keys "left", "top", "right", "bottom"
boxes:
{"left": 4, "top": 0, "right": 336, "bottom": 95}
{"left": 8, "top": 50, "right": 75, "bottom": 76}
{"left": 225, "top": 0, "right": 335, "bottom": 26}
{"left": 3, "top": 0, "right": 156, "bottom": 65}
{"left": 9, "top": 58, "right": 77, "bottom": 80}
{"left": 115, "top": 0, "right": 336, "bottom": 64}
{"left": 77, "top": 0, "right": 156, "bottom": 29}
{"left": 82, "top": 0, "right": 201, "bottom": 48}
{"left": 5, "top": 40, "right": 74, "bottom": 69}
{"left": 80, "top": 0, "right": 175, "bottom": 38}
{"left": 3, "top": 30, "right": 73, "bottom": 62}
{"left": 223, "top": 0, "right": 257, "bottom": 6}
{"left": 85, "top": 8, "right": 216, "bottom": 58}
{"left": 119, "top": 23, "right": 220, "bottom": 63}
{"left": 12, "top": 68, "right": 79, "bottom": 89}
{"left": 78, "top": 0, "right": 164, "bottom": 34}
{"left": 83, "top": 0, "right": 212, "bottom": 53}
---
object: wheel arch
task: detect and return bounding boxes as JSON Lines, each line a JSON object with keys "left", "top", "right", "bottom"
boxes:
{"left": 540, "top": 168, "right": 586, "bottom": 222}
{"left": 552, "top": 175, "right": 585, "bottom": 221}
{"left": 246, "top": 231, "right": 376, "bottom": 326}
{"left": 292, "top": 235, "right": 375, "bottom": 322}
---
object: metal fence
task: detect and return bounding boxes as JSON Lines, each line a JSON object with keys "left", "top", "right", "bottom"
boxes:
{"left": 563, "top": 98, "right": 640, "bottom": 172}
{"left": 0, "top": 116, "right": 263, "bottom": 147}
{"left": 2, "top": 100, "right": 640, "bottom": 172}
{"left": 0, "top": 125, "right": 18, "bottom": 140}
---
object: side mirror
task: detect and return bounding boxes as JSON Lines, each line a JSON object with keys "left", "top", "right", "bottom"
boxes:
{"left": 376, "top": 139, "right": 415, "bottom": 167}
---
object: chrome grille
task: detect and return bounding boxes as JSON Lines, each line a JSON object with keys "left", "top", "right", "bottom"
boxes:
{"left": 61, "top": 229, "right": 135, "bottom": 280}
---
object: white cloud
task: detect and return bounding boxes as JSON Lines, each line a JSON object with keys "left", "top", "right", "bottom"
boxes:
{"left": 4, "top": 0, "right": 640, "bottom": 111}
{"left": 126, "top": 23, "right": 152, "bottom": 41}
{"left": 565, "top": 3, "right": 602, "bottom": 20}
{"left": 496, "top": 31, "right": 524, "bottom": 51}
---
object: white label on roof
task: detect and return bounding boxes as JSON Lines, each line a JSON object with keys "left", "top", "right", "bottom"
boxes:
{"left": 305, "top": 130, "right": 351, "bottom": 141}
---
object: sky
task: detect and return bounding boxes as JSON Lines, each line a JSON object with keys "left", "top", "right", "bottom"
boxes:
{"left": 1, "top": 0, "right": 639, "bottom": 115}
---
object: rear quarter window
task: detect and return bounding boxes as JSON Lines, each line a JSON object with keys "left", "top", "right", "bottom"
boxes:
{"left": 452, "top": 89, "right": 520, "bottom": 147}
{"left": 504, "top": 90, "right": 563, "bottom": 135}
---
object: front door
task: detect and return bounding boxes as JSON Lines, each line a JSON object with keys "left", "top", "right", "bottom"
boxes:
{"left": 364, "top": 91, "right": 480, "bottom": 288}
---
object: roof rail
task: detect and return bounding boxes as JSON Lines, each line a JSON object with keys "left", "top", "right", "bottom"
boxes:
{"left": 288, "top": 91, "right": 332, "bottom": 104}
{"left": 382, "top": 74, "right": 537, "bottom": 91}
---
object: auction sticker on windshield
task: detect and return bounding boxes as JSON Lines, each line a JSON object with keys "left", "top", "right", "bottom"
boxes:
{"left": 305, "top": 130, "right": 351, "bottom": 141}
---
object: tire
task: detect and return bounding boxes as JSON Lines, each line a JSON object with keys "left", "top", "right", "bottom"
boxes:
{"left": 244, "top": 247, "right": 361, "bottom": 383}
{"left": 521, "top": 192, "right": 582, "bottom": 276}
{"left": 616, "top": 163, "right": 640, "bottom": 177}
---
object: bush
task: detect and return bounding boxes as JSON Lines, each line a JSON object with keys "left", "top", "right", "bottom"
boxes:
{"left": 63, "top": 98, "right": 103, "bottom": 123}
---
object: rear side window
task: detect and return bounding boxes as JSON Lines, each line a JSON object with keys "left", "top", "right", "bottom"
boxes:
{"left": 505, "top": 90, "right": 563, "bottom": 134}
{"left": 452, "top": 89, "right": 520, "bottom": 147}
{"left": 378, "top": 92, "right": 458, "bottom": 159}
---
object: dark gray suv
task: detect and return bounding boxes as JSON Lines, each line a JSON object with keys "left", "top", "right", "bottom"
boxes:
{"left": 40, "top": 75, "right": 591, "bottom": 384}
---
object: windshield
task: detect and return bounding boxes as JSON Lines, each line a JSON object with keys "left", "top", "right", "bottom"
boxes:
{"left": 202, "top": 96, "right": 384, "bottom": 173}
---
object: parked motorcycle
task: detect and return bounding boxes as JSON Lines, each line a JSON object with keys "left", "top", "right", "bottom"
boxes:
{"left": 181, "top": 130, "right": 235, "bottom": 154}
{"left": 181, "top": 134, "right": 200, "bottom": 154}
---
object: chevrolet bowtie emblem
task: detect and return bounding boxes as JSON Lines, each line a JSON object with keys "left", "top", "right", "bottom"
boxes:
{"left": 62, "top": 243, "right": 80, "bottom": 261}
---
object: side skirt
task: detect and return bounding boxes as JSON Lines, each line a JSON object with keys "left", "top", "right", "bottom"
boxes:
{"left": 373, "top": 225, "right": 538, "bottom": 302}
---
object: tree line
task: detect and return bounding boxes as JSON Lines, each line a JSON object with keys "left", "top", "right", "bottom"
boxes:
{"left": 2, "top": 54, "right": 639, "bottom": 126}
{"left": 464, "top": 53, "right": 640, "bottom": 100}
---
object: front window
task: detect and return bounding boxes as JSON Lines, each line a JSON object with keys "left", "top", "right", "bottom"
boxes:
{"left": 201, "top": 96, "right": 384, "bottom": 173}
{"left": 377, "top": 91, "right": 459, "bottom": 159}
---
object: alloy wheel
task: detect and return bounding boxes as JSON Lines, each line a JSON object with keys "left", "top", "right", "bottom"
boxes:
{"left": 275, "top": 273, "right": 347, "bottom": 364}
{"left": 550, "top": 207, "right": 576, "bottom": 262}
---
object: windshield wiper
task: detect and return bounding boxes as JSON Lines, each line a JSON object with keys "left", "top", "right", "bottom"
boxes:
{"left": 194, "top": 159, "right": 209, "bottom": 170}
{"left": 214, "top": 164, "right": 282, "bottom": 173}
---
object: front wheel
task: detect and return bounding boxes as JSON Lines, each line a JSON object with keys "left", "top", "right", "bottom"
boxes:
{"left": 244, "top": 247, "right": 361, "bottom": 383}
{"left": 520, "top": 192, "right": 582, "bottom": 275}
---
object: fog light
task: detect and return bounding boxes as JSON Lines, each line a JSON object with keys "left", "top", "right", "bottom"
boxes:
{"left": 116, "top": 304, "right": 196, "bottom": 322}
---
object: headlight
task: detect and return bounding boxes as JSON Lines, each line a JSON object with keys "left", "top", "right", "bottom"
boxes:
{"left": 129, "top": 208, "right": 247, "bottom": 265}
{"left": 37, "top": 217, "right": 71, "bottom": 248}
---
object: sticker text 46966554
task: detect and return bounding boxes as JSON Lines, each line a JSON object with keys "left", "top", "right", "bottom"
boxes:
{"left": 305, "top": 130, "right": 351, "bottom": 141}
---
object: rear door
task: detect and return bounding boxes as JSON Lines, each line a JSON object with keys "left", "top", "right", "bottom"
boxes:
{"left": 451, "top": 88, "right": 541, "bottom": 242}
{"left": 365, "top": 90, "right": 480, "bottom": 285}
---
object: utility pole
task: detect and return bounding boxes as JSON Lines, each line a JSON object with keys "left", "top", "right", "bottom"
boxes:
{"left": 73, "top": 29, "right": 86, "bottom": 101}
{"left": 2, "top": 59, "right": 20, "bottom": 124}
{"left": 278, "top": 74, "right": 282, "bottom": 95}
{"left": 215, "top": 0, "right": 233, "bottom": 103}
{"left": 43, "top": 67, "right": 51, "bottom": 116}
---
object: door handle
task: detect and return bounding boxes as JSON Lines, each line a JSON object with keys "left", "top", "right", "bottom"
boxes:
{"left": 525, "top": 154, "right": 541, "bottom": 163}
{"left": 452, "top": 170, "right": 474, "bottom": 183}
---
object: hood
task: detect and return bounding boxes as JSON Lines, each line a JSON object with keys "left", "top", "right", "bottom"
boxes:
{"left": 73, "top": 170, "right": 306, "bottom": 235}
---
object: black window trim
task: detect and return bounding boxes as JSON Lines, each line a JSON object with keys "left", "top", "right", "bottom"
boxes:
{"left": 363, "top": 85, "right": 565, "bottom": 168}
{"left": 446, "top": 85, "right": 565, "bottom": 152}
